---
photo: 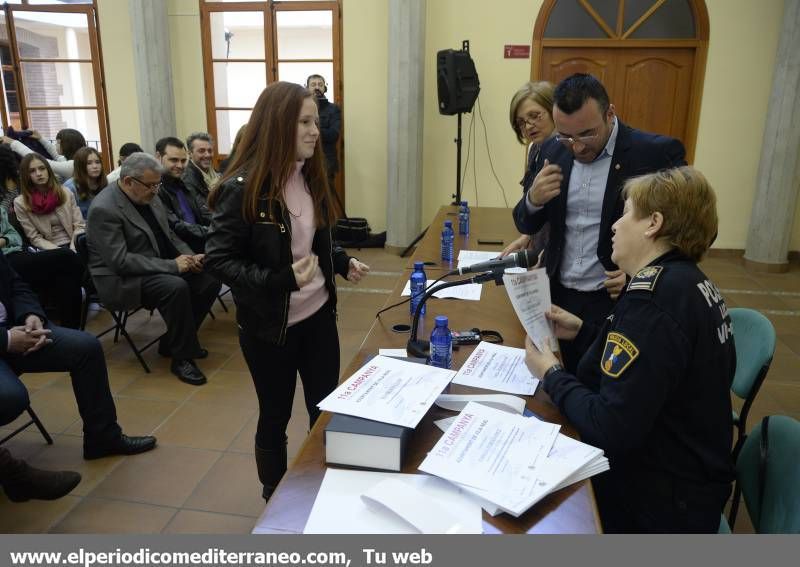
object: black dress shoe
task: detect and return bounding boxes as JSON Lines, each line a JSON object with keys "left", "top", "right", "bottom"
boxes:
{"left": 170, "top": 359, "right": 207, "bottom": 385}
{"left": 159, "top": 346, "right": 208, "bottom": 359}
{"left": 2, "top": 464, "right": 81, "bottom": 502}
{"left": 83, "top": 434, "right": 157, "bottom": 460}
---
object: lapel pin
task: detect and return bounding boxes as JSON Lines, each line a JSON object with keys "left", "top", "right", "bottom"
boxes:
{"left": 615, "top": 164, "right": 621, "bottom": 170}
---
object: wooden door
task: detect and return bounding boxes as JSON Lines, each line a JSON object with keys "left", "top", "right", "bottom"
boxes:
{"left": 540, "top": 47, "right": 695, "bottom": 143}
{"left": 532, "top": 0, "right": 709, "bottom": 162}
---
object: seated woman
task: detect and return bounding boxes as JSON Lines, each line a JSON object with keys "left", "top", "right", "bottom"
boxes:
{"left": 0, "top": 146, "right": 21, "bottom": 212}
{"left": 3, "top": 128, "right": 85, "bottom": 182}
{"left": 501, "top": 81, "right": 556, "bottom": 258}
{"left": 63, "top": 147, "right": 108, "bottom": 219}
{"left": 13, "top": 154, "right": 85, "bottom": 252}
{"left": 0, "top": 207, "right": 84, "bottom": 329}
{"left": 525, "top": 166, "right": 735, "bottom": 533}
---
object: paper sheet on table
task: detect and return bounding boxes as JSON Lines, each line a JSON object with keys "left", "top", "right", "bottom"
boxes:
{"left": 317, "top": 355, "right": 454, "bottom": 428}
{"left": 300, "top": 469, "right": 483, "bottom": 534}
{"left": 435, "top": 393, "right": 526, "bottom": 415}
{"left": 378, "top": 348, "right": 410, "bottom": 358}
{"left": 419, "top": 402, "right": 560, "bottom": 493}
{"left": 451, "top": 341, "right": 539, "bottom": 395}
{"left": 401, "top": 279, "right": 482, "bottom": 301}
{"left": 457, "top": 250, "right": 501, "bottom": 270}
{"left": 502, "top": 268, "right": 558, "bottom": 352}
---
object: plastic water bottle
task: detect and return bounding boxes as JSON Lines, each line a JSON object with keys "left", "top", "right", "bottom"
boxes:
{"left": 429, "top": 315, "right": 453, "bottom": 369}
{"left": 458, "top": 201, "right": 470, "bottom": 235}
{"left": 441, "top": 220, "right": 454, "bottom": 262}
{"left": 409, "top": 261, "right": 427, "bottom": 317}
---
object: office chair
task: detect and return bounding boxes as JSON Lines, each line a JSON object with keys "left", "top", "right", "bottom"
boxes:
{"left": 722, "top": 415, "right": 800, "bottom": 533}
{"left": 729, "top": 308, "right": 776, "bottom": 458}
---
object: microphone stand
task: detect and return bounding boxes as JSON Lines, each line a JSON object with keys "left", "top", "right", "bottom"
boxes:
{"left": 407, "top": 269, "right": 506, "bottom": 359}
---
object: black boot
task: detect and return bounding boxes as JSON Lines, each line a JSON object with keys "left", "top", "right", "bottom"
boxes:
{"left": 0, "top": 447, "right": 81, "bottom": 503}
{"left": 254, "top": 444, "right": 287, "bottom": 502}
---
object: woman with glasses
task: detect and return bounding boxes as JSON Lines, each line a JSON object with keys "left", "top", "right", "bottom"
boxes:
{"left": 63, "top": 147, "right": 108, "bottom": 220}
{"left": 205, "top": 82, "right": 370, "bottom": 501}
{"left": 501, "top": 81, "right": 556, "bottom": 258}
{"left": 525, "top": 166, "right": 735, "bottom": 532}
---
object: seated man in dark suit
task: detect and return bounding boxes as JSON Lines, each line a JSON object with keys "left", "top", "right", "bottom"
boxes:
{"left": 155, "top": 137, "right": 211, "bottom": 254}
{"left": 513, "top": 73, "right": 686, "bottom": 372}
{"left": 0, "top": 253, "right": 156, "bottom": 470}
{"left": 87, "top": 152, "right": 220, "bottom": 386}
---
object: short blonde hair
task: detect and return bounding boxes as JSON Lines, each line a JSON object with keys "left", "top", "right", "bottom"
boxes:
{"left": 624, "top": 166, "right": 718, "bottom": 262}
{"left": 509, "top": 81, "right": 554, "bottom": 145}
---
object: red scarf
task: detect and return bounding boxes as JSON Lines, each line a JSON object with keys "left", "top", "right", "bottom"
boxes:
{"left": 30, "top": 189, "right": 60, "bottom": 215}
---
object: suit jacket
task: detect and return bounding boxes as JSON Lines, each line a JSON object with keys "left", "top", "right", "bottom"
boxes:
{"left": 13, "top": 190, "right": 85, "bottom": 251}
{"left": 86, "top": 182, "right": 193, "bottom": 311}
{"left": 0, "top": 253, "right": 46, "bottom": 354}
{"left": 512, "top": 120, "right": 686, "bottom": 280}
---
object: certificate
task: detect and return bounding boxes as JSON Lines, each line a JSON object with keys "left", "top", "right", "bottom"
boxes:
{"left": 318, "top": 355, "right": 454, "bottom": 428}
{"left": 503, "top": 268, "right": 558, "bottom": 352}
{"left": 451, "top": 341, "right": 539, "bottom": 395}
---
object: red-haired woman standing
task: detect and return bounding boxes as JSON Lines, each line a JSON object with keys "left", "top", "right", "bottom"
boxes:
{"left": 206, "top": 82, "right": 370, "bottom": 501}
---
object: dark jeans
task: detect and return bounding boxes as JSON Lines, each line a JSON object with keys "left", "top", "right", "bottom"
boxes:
{"left": 139, "top": 272, "right": 220, "bottom": 360}
{"left": 5, "top": 249, "right": 84, "bottom": 329}
{"left": 239, "top": 303, "right": 340, "bottom": 451}
{"left": 1, "top": 325, "right": 121, "bottom": 444}
{"left": 551, "top": 280, "right": 615, "bottom": 374}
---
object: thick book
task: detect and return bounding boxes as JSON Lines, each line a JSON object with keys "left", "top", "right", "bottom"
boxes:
{"left": 324, "top": 413, "right": 413, "bottom": 472}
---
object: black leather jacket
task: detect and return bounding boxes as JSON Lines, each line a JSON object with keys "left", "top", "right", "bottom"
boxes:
{"left": 205, "top": 173, "right": 351, "bottom": 345}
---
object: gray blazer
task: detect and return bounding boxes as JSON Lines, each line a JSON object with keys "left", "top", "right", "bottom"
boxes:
{"left": 86, "top": 182, "right": 193, "bottom": 311}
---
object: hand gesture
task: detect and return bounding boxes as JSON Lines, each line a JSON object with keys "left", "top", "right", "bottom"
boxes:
{"left": 7, "top": 325, "right": 52, "bottom": 355}
{"left": 346, "top": 258, "right": 370, "bottom": 283}
{"left": 527, "top": 159, "right": 563, "bottom": 207}
{"left": 292, "top": 254, "right": 319, "bottom": 287}
{"left": 524, "top": 336, "right": 560, "bottom": 379}
{"left": 500, "top": 234, "right": 531, "bottom": 258}
{"left": 175, "top": 255, "right": 194, "bottom": 273}
{"left": 190, "top": 254, "right": 206, "bottom": 273}
{"left": 545, "top": 305, "right": 583, "bottom": 340}
{"left": 604, "top": 270, "right": 626, "bottom": 300}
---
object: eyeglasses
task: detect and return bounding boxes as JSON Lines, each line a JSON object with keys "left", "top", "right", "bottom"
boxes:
{"left": 130, "top": 177, "right": 162, "bottom": 191}
{"left": 515, "top": 112, "right": 548, "bottom": 131}
{"left": 555, "top": 133, "right": 600, "bottom": 148}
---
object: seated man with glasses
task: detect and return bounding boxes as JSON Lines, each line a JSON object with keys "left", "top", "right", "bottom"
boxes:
{"left": 86, "top": 153, "right": 221, "bottom": 385}
{"left": 512, "top": 73, "right": 686, "bottom": 372}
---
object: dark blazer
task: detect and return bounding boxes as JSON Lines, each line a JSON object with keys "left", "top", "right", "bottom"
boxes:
{"left": 0, "top": 253, "right": 46, "bottom": 354}
{"left": 159, "top": 175, "right": 211, "bottom": 253}
{"left": 86, "top": 183, "right": 193, "bottom": 311}
{"left": 512, "top": 120, "right": 686, "bottom": 280}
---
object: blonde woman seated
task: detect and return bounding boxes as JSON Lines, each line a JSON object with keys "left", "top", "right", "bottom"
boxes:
{"left": 13, "top": 154, "right": 85, "bottom": 252}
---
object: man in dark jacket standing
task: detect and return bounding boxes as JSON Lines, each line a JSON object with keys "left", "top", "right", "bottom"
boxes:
{"left": 306, "top": 75, "right": 341, "bottom": 189}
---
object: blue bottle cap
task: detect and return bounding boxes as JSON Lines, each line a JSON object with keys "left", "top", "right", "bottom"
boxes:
{"left": 444, "top": 220, "right": 452, "bottom": 228}
{"left": 414, "top": 261, "right": 424, "bottom": 270}
{"left": 434, "top": 315, "right": 448, "bottom": 327}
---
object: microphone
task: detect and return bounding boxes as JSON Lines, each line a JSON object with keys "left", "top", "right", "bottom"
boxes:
{"left": 457, "top": 249, "right": 538, "bottom": 275}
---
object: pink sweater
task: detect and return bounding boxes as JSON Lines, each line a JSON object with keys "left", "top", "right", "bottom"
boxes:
{"left": 284, "top": 161, "right": 328, "bottom": 326}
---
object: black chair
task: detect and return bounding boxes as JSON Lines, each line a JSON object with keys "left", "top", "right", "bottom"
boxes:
{"left": 74, "top": 234, "right": 160, "bottom": 373}
{"left": 0, "top": 405, "right": 53, "bottom": 446}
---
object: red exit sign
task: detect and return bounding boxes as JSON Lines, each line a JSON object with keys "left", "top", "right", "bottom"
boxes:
{"left": 504, "top": 45, "right": 530, "bottom": 59}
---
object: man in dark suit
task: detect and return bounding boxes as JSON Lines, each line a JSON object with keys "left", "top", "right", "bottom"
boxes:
{"left": 87, "top": 153, "right": 220, "bottom": 386}
{"left": 0, "top": 253, "right": 156, "bottom": 478}
{"left": 513, "top": 74, "right": 686, "bottom": 371}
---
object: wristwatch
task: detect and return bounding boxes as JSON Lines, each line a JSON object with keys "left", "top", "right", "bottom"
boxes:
{"left": 543, "top": 363, "right": 564, "bottom": 380}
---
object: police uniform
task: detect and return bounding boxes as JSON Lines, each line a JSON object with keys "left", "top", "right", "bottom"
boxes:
{"left": 543, "top": 249, "right": 736, "bottom": 533}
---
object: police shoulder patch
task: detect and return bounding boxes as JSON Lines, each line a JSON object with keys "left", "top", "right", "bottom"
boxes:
{"left": 601, "top": 332, "right": 640, "bottom": 378}
{"left": 627, "top": 265, "right": 663, "bottom": 293}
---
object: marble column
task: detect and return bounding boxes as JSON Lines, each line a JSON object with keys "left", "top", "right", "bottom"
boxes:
{"left": 129, "top": 0, "right": 177, "bottom": 155}
{"left": 744, "top": 0, "right": 800, "bottom": 272}
{"left": 386, "top": 0, "right": 427, "bottom": 248}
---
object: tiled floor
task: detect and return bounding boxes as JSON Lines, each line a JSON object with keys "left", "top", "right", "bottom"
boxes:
{"left": 1, "top": 248, "right": 798, "bottom": 533}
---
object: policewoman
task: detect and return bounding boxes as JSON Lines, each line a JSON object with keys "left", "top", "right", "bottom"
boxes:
{"left": 525, "top": 166, "right": 735, "bottom": 533}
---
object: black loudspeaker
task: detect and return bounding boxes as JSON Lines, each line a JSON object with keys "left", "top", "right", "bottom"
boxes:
{"left": 437, "top": 48, "right": 480, "bottom": 115}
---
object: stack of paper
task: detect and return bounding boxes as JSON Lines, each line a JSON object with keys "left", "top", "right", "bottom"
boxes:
{"left": 457, "top": 250, "right": 501, "bottom": 270}
{"left": 421, "top": 402, "right": 608, "bottom": 518}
